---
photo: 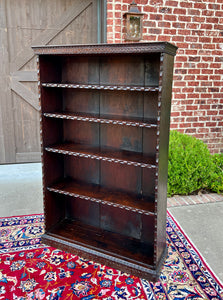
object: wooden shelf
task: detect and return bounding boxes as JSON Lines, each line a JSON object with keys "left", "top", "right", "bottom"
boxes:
{"left": 42, "top": 83, "right": 159, "bottom": 92}
{"left": 45, "top": 143, "right": 156, "bottom": 169}
{"left": 44, "top": 218, "right": 154, "bottom": 266}
{"left": 43, "top": 112, "right": 158, "bottom": 129}
{"left": 47, "top": 178, "right": 155, "bottom": 215}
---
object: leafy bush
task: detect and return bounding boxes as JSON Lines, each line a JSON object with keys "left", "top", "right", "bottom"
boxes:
{"left": 208, "top": 153, "right": 223, "bottom": 194}
{"left": 167, "top": 130, "right": 223, "bottom": 196}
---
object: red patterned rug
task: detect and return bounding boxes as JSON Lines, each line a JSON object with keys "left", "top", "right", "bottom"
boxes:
{"left": 0, "top": 212, "right": 222, "bottom": 299}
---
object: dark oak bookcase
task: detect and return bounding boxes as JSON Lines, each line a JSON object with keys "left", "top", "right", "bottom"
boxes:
{"left": 33, "top": 42, "right": 177, "bottom": 281}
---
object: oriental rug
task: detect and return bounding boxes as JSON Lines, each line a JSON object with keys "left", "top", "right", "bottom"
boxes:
{"left": 0, "top": 212, "right": 222, "bottom": 300}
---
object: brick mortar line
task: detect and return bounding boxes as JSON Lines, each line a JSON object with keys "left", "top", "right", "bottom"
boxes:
{"left": 107, "top": 0, "right": 223, "bottom": 155}
{"left": 168, "top": 194, "right": 223, "bottom": 207}
{"left": 186, "top": 195, "right": 197, "bottom": 205}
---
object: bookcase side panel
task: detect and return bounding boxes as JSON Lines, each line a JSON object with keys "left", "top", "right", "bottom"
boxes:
{"left": 39, "top": 55, "right": 62, "bottom": 83}
{"left": 41, "top": 117, "right": 63, "bottom": 146}
{"left": 41, "top": 88, "right": 63, "bottom": 113}
{"left": 44, "top": 192, "right": 66, "bottom": 231}
{"left": 156, "top": 53, "right": 175, "bottom": 266}
{"left": 39, "top": 55, "right": 65, "bottom": 231}
{"left": 41, "top": 152, "right": 65, "bottom": 232}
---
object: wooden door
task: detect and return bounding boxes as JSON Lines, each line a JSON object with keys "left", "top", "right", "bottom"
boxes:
{"left": 0, "top": 0, "right": 105, "bottom": 164}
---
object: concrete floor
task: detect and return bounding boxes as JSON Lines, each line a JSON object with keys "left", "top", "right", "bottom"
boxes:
{"left": 0, "top": 163, "right": 222, "bottom": 284}
{"left": 169, "top": 203, "right": 223, "bottom": 284}
{"left": 0, "top": 163, "right": 43, "bottom": 217}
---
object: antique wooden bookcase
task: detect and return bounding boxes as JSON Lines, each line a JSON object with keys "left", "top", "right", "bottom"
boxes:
{"left": 33, "top": 42, "right": 177, "bottom": 281}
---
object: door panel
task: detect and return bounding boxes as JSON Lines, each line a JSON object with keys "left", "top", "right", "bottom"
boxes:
{"left": 0, "top": 0, "right": 104, "bottom": 163}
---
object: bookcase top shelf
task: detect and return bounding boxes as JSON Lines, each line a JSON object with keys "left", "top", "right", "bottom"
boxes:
{"left": 32, "top": 42, "right": 177, "bottom": 56}
{"left": 42, "top": 83, "right": 160, "bottom": 92}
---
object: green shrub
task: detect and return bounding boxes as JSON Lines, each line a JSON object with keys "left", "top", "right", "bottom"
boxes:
{"left": 167, "top": 130, "right": 223, "bottom": 196}
{"left": 208, "top": 153, "right": 223, "bottom": 194}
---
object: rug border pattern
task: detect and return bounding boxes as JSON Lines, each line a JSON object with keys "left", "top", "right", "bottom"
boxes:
{"left": 0, "top": 212, "right": 222, "bottom": 300}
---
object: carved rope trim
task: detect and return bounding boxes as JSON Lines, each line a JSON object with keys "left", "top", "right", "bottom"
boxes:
{"left": 47, "top": 187, "right": 155, "bottom": 216}
{"left": 43, "top": 113, "right": 157, "bottom": 129}
{"left": 45, "top": 147, "right": 156, "bottom": 169}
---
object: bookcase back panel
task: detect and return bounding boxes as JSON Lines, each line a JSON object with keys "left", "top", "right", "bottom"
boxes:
{"left": 40, "top": 53, "right": 161, "bottom": 87}
{"left": 101, "top": 124, "right": 157, "bottom": 155}
{"left": 144, "top": 92, "right": 159, "bottom": 120}
{"left": 100, "top": 55, "right": 145, "bottom": 86}
{"left": 63, "top": 120, "right": 99, "bottom": 146}
{"left": 101, "top": 161, "right": 141, "bottom": 194}
{"left": 50, "top": 217, "right": 155, "bottom": 267}
{"left": 43, "top": 119, "right": 157, "bottom": 158}
{"left": 143, "top": 128, "right": 157, "bottom": 155}
{"left": 100, "top": 90, "right": 143, "bottom": 119}
{"left": 66, "top": 197, "right": 100, "bottom": 228}
{"left": 63, "top": 90, "right": 100, "bottom": 115}
{"left": 141, "top": 214, "right": 155, "bottom": 244}
{"left": 64, "top": 154, "right": 145, "bottom": 197}
{"left": 100, "top": 124, "right": 143, "bottom": 153}
{"left": 101, "top": 205, "right": 141, "bottom": 239}
{"left": 46, "top": 153, "right": 156, "bottom": 200}
{"left": 145, "top": 54, "right": 160, "bottom": 87}
{"left": 62, "top": 56, "right": 100, "bottom": 84}
{"left": 64, "top": 156, "right": 100, "bottom": 185}
{"left": 41, "top": 89, "right": 159, "bottom": 124}
{"left": 63, "top": 199, "right": 155, "bottom": 262}
{"left": 142, "top": 168, "right": 156, "bottom": 197}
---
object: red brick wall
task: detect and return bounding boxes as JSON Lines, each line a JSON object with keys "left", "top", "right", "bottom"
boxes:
{"left": 107, "top": 0, "right": 223, "bottom": 154}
